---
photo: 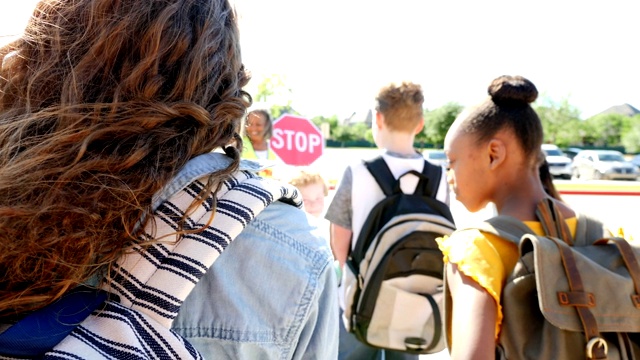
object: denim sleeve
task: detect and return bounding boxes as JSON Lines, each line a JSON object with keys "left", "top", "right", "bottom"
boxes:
{"left": 291, "top": 254, "right": 339, "bottom": 360}
{"left": 172, "top": 201, "right": 339, "bottom": 359}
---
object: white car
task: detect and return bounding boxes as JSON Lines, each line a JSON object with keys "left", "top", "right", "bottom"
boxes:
{"left": 571, "top": 149, "right": 638, "bottom": 181}
{"left": 541, "top": 144, "right": 572, "bottom": 179}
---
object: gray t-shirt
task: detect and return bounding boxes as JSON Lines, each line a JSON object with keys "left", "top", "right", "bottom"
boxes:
{"left": 325, "top": 166, "right": 353, "bottom": 229}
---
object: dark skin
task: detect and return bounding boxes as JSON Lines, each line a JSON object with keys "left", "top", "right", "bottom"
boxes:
{"left": 245, "top": 112, "right": 269, "bottom": 151}
{"left": 443, "top": 118, "right": 574, "bottom": 359}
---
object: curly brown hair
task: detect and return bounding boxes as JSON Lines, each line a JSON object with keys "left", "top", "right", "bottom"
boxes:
{"left": 0, "top": 0, "right": 250, "bottom": 317}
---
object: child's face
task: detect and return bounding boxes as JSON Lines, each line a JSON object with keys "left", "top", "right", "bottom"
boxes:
{"left": 298, "top": 183, "right": 326, "bottom": 218}
{"left": 444, "top": 116, "right": 492, "bottom": 213}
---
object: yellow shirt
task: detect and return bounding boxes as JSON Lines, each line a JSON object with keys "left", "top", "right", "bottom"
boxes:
{"left": 437, "top": 218, "right": 577, "bottom": 340}
{"left": 241, "top": 136, "right": 277, "bottom": 178}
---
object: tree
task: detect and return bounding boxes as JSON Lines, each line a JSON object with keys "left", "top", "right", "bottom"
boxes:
{"left": 534, "top": 97, "right": 581, "bottom": 147}
{"left": 251, "top": 74, "right": 296, "bottom": 120}
{"left": 423, "top": 103, "right": 463, "bottom": 148}
{"left": 621, "top": 115, "right": 640, "bottom": 153}
{"left": 584, "top": 113, "right": 627, "bottom": 147}
{"left": 311, "top": 115, "right": 339, "bottom": 138}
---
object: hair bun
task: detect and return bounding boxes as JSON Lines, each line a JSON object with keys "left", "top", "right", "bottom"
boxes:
{"left": 488, "top": 75, "right": 538, "bottom": 106}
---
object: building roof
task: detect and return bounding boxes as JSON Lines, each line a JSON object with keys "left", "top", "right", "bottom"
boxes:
{"left": 597, "top": 103, "right": 640, "bottom": 117}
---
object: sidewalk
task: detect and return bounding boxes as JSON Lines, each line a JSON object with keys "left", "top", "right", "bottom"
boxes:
{"left": 420, "top": 349, "right": 450, "bottom": 359}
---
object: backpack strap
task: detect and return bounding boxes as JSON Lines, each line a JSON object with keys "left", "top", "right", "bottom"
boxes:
{"left": 364, "top": 156, "right": 442, "bottom": 198}
{"left": 535, "top": 198, "right": 573, "bottom": 245}
{"left": 0, "top": 154, "right": 304, "bottom": 357}
{"left": 0, "top": 286, "right": 108, "bottom": 357}
{"left": 364, "top": 156, "right": 399, "bottom": 196}
{"left": 477, "top": 198, "right": 606, "bottom": 247}
{"left": 414, "top": 160, "right": 443, "bottom": 198}
{"left": 477, "top": 216, "right": 535, "bottom": 244}
{"left": 105, "top": 167, "right": 302, "bottom": 328}
{"left": 575, "top": 212, "right": 607, "bottom": 246}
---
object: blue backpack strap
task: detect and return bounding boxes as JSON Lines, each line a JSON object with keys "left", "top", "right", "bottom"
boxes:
{"left": 0, "top": 286, "right": 108, "bottom": 357}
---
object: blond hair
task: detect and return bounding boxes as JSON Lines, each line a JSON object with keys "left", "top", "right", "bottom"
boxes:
{"left": 288, "top": 171, "right": 328, "bottom": 196}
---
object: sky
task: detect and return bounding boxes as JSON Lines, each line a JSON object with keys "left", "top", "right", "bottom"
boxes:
{"left": 2, "top": 0, "right": 639, "bottom": 120}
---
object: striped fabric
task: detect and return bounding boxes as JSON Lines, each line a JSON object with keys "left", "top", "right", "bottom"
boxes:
{"left": 34, "top": 170, "right": 301, "bottom": 359}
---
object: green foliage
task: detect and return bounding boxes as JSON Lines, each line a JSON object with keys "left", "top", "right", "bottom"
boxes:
{"left": 534, "top": 97, "right": 582, "bottom": 147}
{"left": 584, "top": 113, "right": 627, "bottom": 147}
{"left": 621, "top": 115, "right": 640, "bottom": 153}
{"left": 251, "top": 74, "right": 295, "bottom": 120}
{"left": 330, "top": 122, "right": 370, "bottom": 146}
{"left": 270, "top": 105, "right": 298, "bottom": 121}
{"left": 311, "top": 115, "right": 339, "bottom": 134}
{"left": 249, "top": 73, "right": 639, "bottom": 153}
{"left": 423, "top": 102, "right": 463, "bottom": 148}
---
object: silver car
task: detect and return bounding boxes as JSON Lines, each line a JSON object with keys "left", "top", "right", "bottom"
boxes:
{"left": 571, "top": 150, "right": 638, "bottom": 180}
{"left": 541, "top": 144, "right": 572, "bottom": 179}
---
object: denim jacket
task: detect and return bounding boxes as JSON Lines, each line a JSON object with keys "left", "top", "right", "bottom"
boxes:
{"left": 170, "top": 153, "right": 339, "bottom": 360}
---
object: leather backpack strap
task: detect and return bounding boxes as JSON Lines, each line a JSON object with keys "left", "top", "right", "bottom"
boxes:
{"left": 594, "top": 237, "right": 640, "bottom": 308}
{"left": 535, "top": 198, "right": 573, "bottom": 245}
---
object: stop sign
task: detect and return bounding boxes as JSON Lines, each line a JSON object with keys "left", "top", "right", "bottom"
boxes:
{"left": 271, "top": 114, "right": 324, "bottom": 166}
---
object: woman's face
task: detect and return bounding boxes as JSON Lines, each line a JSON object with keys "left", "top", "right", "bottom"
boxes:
{"left": 245, "top": 112, "right": 268, "bottom": 143}
{"left": 444, "top": 117, "right": 492, "bottom": 213}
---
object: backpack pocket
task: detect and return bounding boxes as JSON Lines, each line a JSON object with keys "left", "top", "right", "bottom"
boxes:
{"left": 366, "top": 275, "right": 445, "bottom": 353}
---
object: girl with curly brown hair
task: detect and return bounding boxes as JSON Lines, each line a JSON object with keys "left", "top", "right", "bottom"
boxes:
{"left": 0, "top": 0, "right": 337, "bottom": 358}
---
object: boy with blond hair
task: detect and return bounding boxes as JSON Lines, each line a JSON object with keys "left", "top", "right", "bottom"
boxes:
{"left": 289, "top": 170, "right": 329, "bottom": 219}
{"left": 325, "top": 81, "right": 451, "bottom": 359}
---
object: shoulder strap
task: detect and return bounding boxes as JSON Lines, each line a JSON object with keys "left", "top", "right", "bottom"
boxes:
{"left": 415, "top": 160, "right": 443, "bottom": 198}
{"left": 535, "top": 198, "right": 573, "bottom": 244}
{"left": 364, "top": 156, "right": 442, "bottom": 198}
{"left": 478, "top": 199, "right": 606, "bottom": 247}
{"left": 105, "top": 165, "right": 302, "bottom": 328}
{"left": 477, "top": 216, "right": 535, "bottom": 244}
{"left": 575, "top": 212, "right": 606, "bottom": 246}
{"left": 0, "top": 286, "right": 108, "bottom": 357}
{"left": 364, "top": 156, "right": 398, "bottom": 196}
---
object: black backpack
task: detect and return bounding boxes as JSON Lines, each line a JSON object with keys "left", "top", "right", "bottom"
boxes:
{"left": 342, "top": 156, "right": 456, "bottom": 354}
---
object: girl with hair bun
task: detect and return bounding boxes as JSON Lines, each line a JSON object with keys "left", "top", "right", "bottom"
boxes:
{"left": 439, "top": 75, "right": 593, "bottom": 359}
{"left": 0, "top": 0, "right": 337, "bottom": 357}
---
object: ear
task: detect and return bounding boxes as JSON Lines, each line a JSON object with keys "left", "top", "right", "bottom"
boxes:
{"left": 375, "top": 112, "right": 384, "bottom": 129}
{"left": 414, "top": 118, "right": 425, "bottom": 134}
{"left": 487, "top": 138, "right": 506, "bottom": 170}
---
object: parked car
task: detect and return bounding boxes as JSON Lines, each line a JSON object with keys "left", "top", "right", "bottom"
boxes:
{"left": 562, "top": 147, "right": 583, "bottom": 160}
{"left": 632, "top": 154, "right": 640, "bottom": 171}
{"left": 571, "top": 149, "right": 638, "bottom": 180}
{"left": 423, "top": 149, "right": 448, "bottom": 169}
{"left": 541, "top": 144, "right": 572, "bottom": 179}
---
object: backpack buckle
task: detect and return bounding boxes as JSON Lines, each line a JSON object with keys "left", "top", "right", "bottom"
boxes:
{"left": 585, "top": 337, "right": 608, "bottom": 359}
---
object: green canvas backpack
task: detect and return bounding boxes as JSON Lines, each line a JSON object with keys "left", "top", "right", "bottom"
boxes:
{"left": 444, "top": 199, "right": 640, "bottom": 360}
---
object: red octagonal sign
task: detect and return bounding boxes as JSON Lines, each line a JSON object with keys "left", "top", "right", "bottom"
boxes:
{"left": 271, "top": 114, "right": 324, "bottom": 166}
